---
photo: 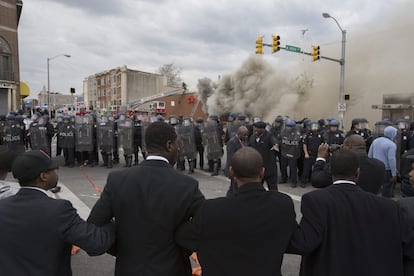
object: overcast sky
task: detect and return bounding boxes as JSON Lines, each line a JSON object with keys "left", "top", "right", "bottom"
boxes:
{"left": 18, "top": 0, "right": 408, "bottom": 98}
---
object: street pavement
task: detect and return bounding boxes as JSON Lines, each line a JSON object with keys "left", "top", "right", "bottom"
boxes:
{"left": 7, "top": 153, "right": 316, "bottom": 275}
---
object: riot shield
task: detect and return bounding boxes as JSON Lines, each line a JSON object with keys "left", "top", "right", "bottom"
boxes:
{"left": 75, "top": 115, "right": 94, "bottom": 152}
{"left": 203, "top": 121, "right": 223, "bottom": 160}
{"left": 97, "top": 119, "right": 114, "bottom": 152}
{"left": 177, "top": 124, "right": 196, "bottom": 159}
{"left": 2, "top": 121, "right": 25, "bottom": 154}
{"left": 30, "top": 123, "right": 50, "bottom": 155}
{"left": 280, "top": 128, "right": 301, "bottom": 159}
{"left": 118, "top": 118, "right": 134, "bottom": 155}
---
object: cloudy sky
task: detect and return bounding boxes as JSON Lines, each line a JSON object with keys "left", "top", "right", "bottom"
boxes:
{"left": 18, "top": 0, "right": 409, "bottom": 99}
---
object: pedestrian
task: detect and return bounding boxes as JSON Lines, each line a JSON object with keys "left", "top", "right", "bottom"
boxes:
{"left": 88, "top": 121, "right": 205, "bottom": 275}
{"left": 225, "top": 125, "right": 249, "bottom": 196}
{"left": 176, "top": 147, "right": 297, "bottom": 276}
{"left": 368, "top": 125, "right": 398, "bottom": 197}
{"left": 288, "top": 148, "right": 414, "bottom": 276}
{"left": 311, "top": 134, "right": 385, "bottom": 194}
{"left": 0, "top": 150, "right": 114, "bottom": 275}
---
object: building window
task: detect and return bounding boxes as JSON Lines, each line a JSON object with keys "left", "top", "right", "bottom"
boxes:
{"left": 0, "top": 36, "right": 12, "bottom": 81}
{"left": 171, "top": 101, "right": 175, "bottom": 107}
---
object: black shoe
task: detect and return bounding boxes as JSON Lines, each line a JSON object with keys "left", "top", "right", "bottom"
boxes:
{"left": 211, "top": 172, "right": 219, "bottom": 176}
{"left": 290, "top": 182, "right": 297, "bottom": 188}
{"left": 300, "top": 182, "right": 307, "bottom": 188}
{"left": 280, "top": 179, "right": 287, "bottom": 184}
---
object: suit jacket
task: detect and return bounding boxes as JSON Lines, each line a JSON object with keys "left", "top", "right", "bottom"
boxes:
{"left": 398, "top": 198, "right": 414, "bottom": 276}
{"left": 225, "top": 135, "right": 243, "bottom": 177}
{"left": 176, "top": 182, "right": 297, "bottom": 276}
{"left": 288, "top": 183, "right": 413, "bottom": 276}
{"left": 0, "top": 188, "right": 114, "bottom": 276}
{"left": 88, "top": 159, "right": 205, "bottom": 276}
{"left": 311, "top": 152, "right": 385, "bottom": 194}
{"left": 248, "top": 131, "right": 278, "bottom": 177}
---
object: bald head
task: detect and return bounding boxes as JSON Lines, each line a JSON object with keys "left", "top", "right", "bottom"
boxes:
{"left": 236, "top": 126, "right": 249, "bottom": 142}
{"left": 230, "top": 147, "right": 264, "bottom": 186}
{"left": 343, "top": 134, "right": 366, "bottom": 152}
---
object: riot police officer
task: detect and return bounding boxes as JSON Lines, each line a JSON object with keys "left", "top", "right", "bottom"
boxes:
{"left": 1, "top": 114, "right": 25, "bottom": 154}
{"left": 98, "top": 115, "right": 115, "bottom": 168}
{"left": 279, "top": 119, "right": 302, "bottom": 188}
{"left": 204, "top": 115, "right": 224, "bottom": 176}
{"left": 60, "top": 115, "right": 76, "bottom": 167}
{"left": 301, "top": 121, "right": 323, "bottom": 187}
{"left": 176, "top": 117, "right": 197, "bottom": 173}
{"left": 194, "top": 117, "right": 204, "bottom": 170}
{"left": 322, "top": 119, "right": 344, "bottom": 147}
{"left": 118, "top": 114, "right": 134, "bottom": 167}
{"left": 133, "top": 114, "right": 146, "bottom": 165}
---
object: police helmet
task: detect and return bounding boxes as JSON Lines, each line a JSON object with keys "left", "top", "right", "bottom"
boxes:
{"left": 285, "top": 119, "right": 296, "bottom": 127}
{"left": 196, "top": 117, "right": 204, "bottom": 124}
{"left": 228, "top": 112, "right": 238, "bottom": 121}
{"left": 329, "top": 119, "right": 339, "bottom": 127}
{"left": 156, "top": 115, "right": 165, "bottom": 122}
{"left": 6, "top": 114, "right": 16, "bottom": 121}
{"left": 209, "top": 115, "right": 219, "bottom": 121}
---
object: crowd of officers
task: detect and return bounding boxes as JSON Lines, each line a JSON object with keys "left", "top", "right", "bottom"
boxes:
{"left": 1, "top": 110, "right": 414, "bottom": 193}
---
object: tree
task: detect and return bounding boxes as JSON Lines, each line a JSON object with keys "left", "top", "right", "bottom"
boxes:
{"left": 158, "top": 63, "right": 182, "bottom": 86}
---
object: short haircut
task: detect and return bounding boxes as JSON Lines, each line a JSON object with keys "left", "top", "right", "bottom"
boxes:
{"left": 145, "top": 121, "right": 177, "bottom": 152}
{"left": 331, "top": 148, "right": 359, "bottom": 179}
{"left": 230, "top": 147, "right": 263, "bottom": 178}
{"left": 343, "top": 134, "right": 366, "bottom": 150}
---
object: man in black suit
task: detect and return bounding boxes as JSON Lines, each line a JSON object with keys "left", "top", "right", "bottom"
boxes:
{"left": 311, "top": 134, "right": 385, "bottom": 194}
{"left": 0, "top": 150, "right": 114, "bottom": 276}
{"left": 249, "top": 121, "right": 278, "bottom": 190}
{"left": 398, "top": 154, "right": 414, "bottom": 276}
{"left": 88, "top": 121, "right": 205, "bottom": 275}
{"left": 288, "top": 148, "right": 414, "bottom": 276}
{"left": 225, "top": 125, "right": 249, "bottom": 196}
{"left": 176, "top": 147, "right": 297, "bottom": 276}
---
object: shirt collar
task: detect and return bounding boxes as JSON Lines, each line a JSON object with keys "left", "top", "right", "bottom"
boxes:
{"left": 20, "top": 186, "right": 51, "bottom": 196}
{"left": 146, "top": 155, "right": 170, "bottom": 164}
{"left": 333, "top": 180, "right": 356, "bottom": 185}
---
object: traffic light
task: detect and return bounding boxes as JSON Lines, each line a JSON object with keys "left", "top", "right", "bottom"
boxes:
{"left": 255, "top": 37, "right": 263, "bottom": 54}
{"left": 312, "top": 45, "right": 320, "bottom": 61}
{"left": 70, "top": 87, "right": 76, "bottom": 94}
{"left": 272, "top": 35, "right": 280, "bottom": 53}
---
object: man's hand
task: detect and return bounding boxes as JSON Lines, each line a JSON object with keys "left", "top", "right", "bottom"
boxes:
{"left": 317, "top": 143, "right": 329, "bottom": 159}
{"left": 71, "top": 245, "right": 81, "bottom": 256}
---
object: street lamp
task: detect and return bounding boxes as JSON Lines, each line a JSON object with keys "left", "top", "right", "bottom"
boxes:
{"left": 322, "top": 12, "right": 346, "bottom": 129}
{"left": 47, "top": 54, "right": 71, "bottom": 117}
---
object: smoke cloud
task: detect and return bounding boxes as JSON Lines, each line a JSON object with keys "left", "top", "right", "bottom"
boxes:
{"left": 197, "top": 56, "right": 314, "bottom": 122}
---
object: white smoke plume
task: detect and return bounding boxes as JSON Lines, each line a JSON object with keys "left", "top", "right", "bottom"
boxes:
{"left": 197, "top": 55, "right": 314, "bottom": 122}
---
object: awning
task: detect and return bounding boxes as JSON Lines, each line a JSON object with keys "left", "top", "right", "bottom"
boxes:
{"left": 20, "top": 81, "right": 30, "bottom": 98}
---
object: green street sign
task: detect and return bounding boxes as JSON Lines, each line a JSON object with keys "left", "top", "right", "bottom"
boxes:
{"left": 285, "top": 45, "right": 301, "bottom": 53}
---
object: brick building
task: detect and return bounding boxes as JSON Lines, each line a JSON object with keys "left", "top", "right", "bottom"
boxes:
{"left": 0, "top": 0, "right": 22, "bottom": 114}
{"left": 83, "top": 66, "right": 170, "bottom": 112}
